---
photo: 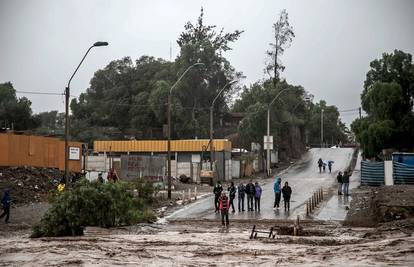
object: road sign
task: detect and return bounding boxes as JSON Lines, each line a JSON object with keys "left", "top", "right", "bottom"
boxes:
{"left": 263, "top": 135, "right": 273, "bottom": 150}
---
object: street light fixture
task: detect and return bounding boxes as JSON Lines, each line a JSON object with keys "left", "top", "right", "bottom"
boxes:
{"left": 209, "top": 80, "right": 237, "bottom": 170}
{"left": 266, "top": 87, "right": 293, "bottom": 177}
{"left": 167, "top": 62, "right": 204, "bottom": 199}
{"left": 64, "top": 41, "right": 108, "bottom": 186}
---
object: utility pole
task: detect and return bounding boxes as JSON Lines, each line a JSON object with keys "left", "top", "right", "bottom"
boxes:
{"left": 320, "top": 108, "right": 324, "bottom": 148}
{"left": 209, "top": 106, "right": 214, "bottom": 170}
{"left": 167, "top": 93, "right": 172, "bottom": 199}
{"left": 64, "top": 86, "right": 69, "bottom": 183}
{"left": 359, "top": 107, "right": 362, "bottom": 120}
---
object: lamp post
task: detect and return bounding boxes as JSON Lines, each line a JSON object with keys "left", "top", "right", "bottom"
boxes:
{"left": 64, "top": 41, "right": 108, "bottom": 186}
{"left": 209, "top": 80, "right": 236, "bottom": 170}
{"left": 167, "top": 62, "right": 204, "bottom": 199}
{"left": 266, "top": 87, "right": 292, "bottom": 177}
{"left": 320, "top": 108, "right": 324, "bottom": 148}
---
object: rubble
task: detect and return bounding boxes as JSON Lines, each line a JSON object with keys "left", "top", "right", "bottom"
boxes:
{"left": 0, "top": 166, "right": 63, "bottom": 205}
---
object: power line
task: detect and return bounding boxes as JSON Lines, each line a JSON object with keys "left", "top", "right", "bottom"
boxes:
{"left": 15, "top": 90, "right": 64, "bottom": 96}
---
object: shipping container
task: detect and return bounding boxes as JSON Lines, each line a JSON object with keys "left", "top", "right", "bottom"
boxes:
{"left": 0, "top": 133, "right": 82, "bottom": 172}
{"left": 93, "top": 139, "right": 231, "bottom": 153}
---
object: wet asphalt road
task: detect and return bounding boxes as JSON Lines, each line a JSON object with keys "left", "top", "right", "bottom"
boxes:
{"left": 167, "top": 148, "right": 355, "bottom": 221}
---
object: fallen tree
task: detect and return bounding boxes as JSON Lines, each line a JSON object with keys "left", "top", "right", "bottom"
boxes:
{"left": 31, "top": 178, "right": 156, "bottom": 237}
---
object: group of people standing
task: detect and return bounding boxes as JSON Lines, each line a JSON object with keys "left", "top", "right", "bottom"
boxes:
{"left": 214, "top": 180, "right": 263, "bottom": 225}
{"left": 336, "top": 171, "right": 351, "bottom": 196}
{"left": 213, "top": 176, "right": 293, "bottom": 226}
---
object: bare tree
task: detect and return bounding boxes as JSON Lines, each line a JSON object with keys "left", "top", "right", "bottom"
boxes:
{"left": 266, "top": 9, "right": 295, "bottom": 87}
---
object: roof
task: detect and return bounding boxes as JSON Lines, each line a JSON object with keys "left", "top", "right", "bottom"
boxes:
{"left": 93, "top": 139, "right": 232, "bottom": 153}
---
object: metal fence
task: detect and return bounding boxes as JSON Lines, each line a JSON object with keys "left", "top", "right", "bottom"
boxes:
{"left": 361, "top": 161, "right": 384, "bottom": 186}
{"left": 393, "top": 161, "right": 414, "bottom": 185}
{"left": 120, "top": 155, "right": 165, "bottom": 180}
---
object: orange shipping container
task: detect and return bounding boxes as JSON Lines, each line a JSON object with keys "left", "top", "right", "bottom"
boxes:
{"left": 0, "top": 133, "right": 82, "bottom": 172}
{"left": 93, "top": 139, "right": 232, "bottom": 153}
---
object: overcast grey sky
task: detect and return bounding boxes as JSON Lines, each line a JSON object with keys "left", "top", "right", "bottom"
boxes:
{"left": 1, "top": 0, "right": 413, "bottom": 126}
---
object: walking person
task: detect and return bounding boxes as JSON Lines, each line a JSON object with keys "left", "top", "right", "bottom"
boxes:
{"left": 0, "top": 189, "right": 11, "bottom": 223}
{"left": 254, "top": 182, "right": 262, "bottom": 212}
{"left": 342, "top": 171, "right": 351, "bottom": 196}
{"left": 317, "top": 158, "right": 323, "bottom": 173}
{"left": 213, "top": 181, "right": 223, "bottom": 213}
{"left": 328, "top": 161, "right": 333, "bottom": 173}
{"left": 273, "top": 177, "right": 282, "bottom": 209}
{"left": 237, "top": 182, "right": 245, "bottom": 212}
{"left": 227, "top": 182, "right": 236, "bottom": 213}
{"left": 337, "top": 171, "right": 343, "bottom": 195}
{"left": 245, "top": 180, "right": 255, "bottom": 211}
{"left": 282, "top": 182, "right": 292, "bottom": 211}
{"left": 219, "top": 192, "right": 230, "bottom": 227}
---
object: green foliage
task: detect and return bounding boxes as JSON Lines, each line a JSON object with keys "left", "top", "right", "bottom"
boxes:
{"left": 70, "top": 8, "right": 243, "bottom": 143}
{"left": 352, "top": 50, "right": 414, "bottom": 158}
{"left": 0, "top": 82, "right": 40, "bottom": 130}
{"left": 306, "top": 100, "right": 348, "bottom": 146}
{"left": 31, "top": 179, "right": 156, "bottom": 238}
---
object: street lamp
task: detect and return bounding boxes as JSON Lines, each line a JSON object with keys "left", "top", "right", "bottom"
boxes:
{"left": 167, "top": 62, "right": 204, "bottom": 199}
{"left": 320, "top": 108, "right": 324, "bottom": 148}
{"left": 209, "top": 80, "right": 237, "bottom": 170}
{"left": 266, "top": 87, "right": 292, "bottom": 177}
{"left": 64, "top": 41, "right": 108, "bottom": 186}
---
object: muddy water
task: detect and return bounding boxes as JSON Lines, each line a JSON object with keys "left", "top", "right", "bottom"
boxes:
{"left": 1, "top": 224, "right": 414, "bottom": 266}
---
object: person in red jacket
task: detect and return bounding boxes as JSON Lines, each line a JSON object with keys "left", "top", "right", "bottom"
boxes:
{"left": 219, "top": 192, "right": 230, "bottom": 226}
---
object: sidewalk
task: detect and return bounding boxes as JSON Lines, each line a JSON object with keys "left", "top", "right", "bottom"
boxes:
{"left": 316, "top": 151, "right": 361, "bottom": 221}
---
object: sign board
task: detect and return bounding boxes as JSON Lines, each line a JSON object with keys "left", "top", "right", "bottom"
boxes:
{"left": 263, "top": 135, "right": 273, "bottom": 150}
{"left": 69, "top": 147, "right": 80, "bottom": 160}
{"left": 191, "top": 154, "right": 201, "bottom": 163}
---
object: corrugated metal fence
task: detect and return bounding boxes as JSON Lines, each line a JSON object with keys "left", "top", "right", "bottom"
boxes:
{"left": 361, "top": 161, "right": 384, "bottom": 186}
{"left": 393, "top": 161, "right": 414, "bottom": 185}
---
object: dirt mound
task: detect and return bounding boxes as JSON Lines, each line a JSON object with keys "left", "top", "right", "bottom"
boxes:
{"left": 345, "top": 185, "right": 414, "bottom": 227}
{"left": 0, "top": 166, "right": 63, "bottom": 205}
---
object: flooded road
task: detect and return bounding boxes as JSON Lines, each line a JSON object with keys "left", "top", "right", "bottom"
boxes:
{"left": 168, "top": 148, "right": 355, "bottom": 221}
{"left": 1, "top": 222, "right": 413, "bottom": 266}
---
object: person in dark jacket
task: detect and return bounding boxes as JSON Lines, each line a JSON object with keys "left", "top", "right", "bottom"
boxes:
{"left": 254, "top": 182, "right": 262, "bottom": 212}
{"left": 328, "top": 161, "right": 333, "bottom": 173}
{"left": 282, "top": 182, "right": 292, "bottom": 211}
{"left": 273, "top": 176, "right": 282, "bottom": 209}
{"left": 342, "top": 171, "right": 351, "bottom": 196}
{"left": 237, "top": 182, "right": 245, "bottom": 212}
{"left": 337, "top": 171, "right": 343, "bottom": 195}
{"left": 213, "top": 181, "right": 223, "bottom": 212}
{"left": 317, "top": 158, "right": 323, "bottom": 173}
{"left": 245, "top": 180, "right": 255, "bottom": 211}
{"left": 219, "top": 192, "right": 230, "bottom": 226}
{"left": 0, "top": 189, "right": 11, "bottom": 223}
{"left": 227, "top": 182, "right": 236, "bottom": 213}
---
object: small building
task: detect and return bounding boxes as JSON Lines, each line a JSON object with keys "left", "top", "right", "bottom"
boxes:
{"left": 0, "top": 133, "right": 83, "bottom": 172}
{"left": 93, "top": 139, "right": 232, "bottom": 182}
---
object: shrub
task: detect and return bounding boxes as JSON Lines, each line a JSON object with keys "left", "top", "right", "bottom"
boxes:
{"left": 31, "top": 179, "right": 156, "bottom": 238}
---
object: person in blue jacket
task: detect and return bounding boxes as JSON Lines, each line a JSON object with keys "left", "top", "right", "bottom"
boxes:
{"left": 0, "top": 189, "right": 11, "bottom": 223}
{"left": 273, "top": 177, "right": 282, "bottom": 209}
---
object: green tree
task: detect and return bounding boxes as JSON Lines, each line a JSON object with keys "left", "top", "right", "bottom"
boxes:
{"left": 0, "top": 82, "right": 39, "bottom": 130}
{"left": 70, "top": 8, "right": 243, "bottom": 142}
{"left": 352, "top": 50, "right": 414, "bottom": 157}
